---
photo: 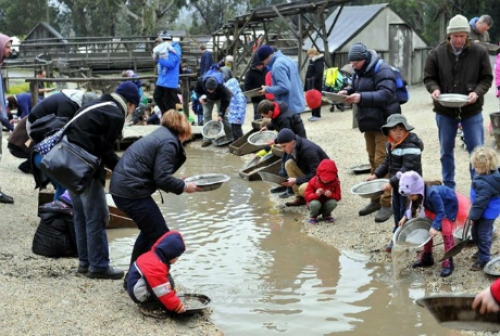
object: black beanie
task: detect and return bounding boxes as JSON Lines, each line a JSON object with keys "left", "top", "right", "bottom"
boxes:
{"left": 276, "top": 128, "right": 296, "bottom": 144}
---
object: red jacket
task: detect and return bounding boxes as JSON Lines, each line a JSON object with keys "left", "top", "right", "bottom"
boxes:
{"left": 492, "top": 279, "right": 500, "bottom": 304}
{"left": 304, "top": 159, "right": 341, "bottom": 205}
{"left": 265, "top": 71, "right": 275, "bottom": 100}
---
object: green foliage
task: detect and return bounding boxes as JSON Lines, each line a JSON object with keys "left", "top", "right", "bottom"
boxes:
{"left": 0, "top": 0, "right": 60, "bottom": 36}
{"left": 7, "top": 83, "right": 29, "bottom": 95}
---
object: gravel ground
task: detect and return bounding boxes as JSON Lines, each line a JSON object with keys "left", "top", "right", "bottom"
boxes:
{"left": 1, "top": 83, "right": 499, "bottom": 335}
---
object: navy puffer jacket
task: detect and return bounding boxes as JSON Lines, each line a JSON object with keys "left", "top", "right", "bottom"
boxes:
{"left": 291, "top": 136, "right": 329, "bottom": 186}
{"left": 350, "top": 51, "right": 401, "bottom": 132}
{"left": 110, "top": 126, "right": 186, "bottom": 198}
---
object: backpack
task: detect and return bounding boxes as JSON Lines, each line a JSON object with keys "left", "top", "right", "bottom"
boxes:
{"left": 202, "top": 64, "right": 224, "bottom": 86}
{"left": 374, "top": 60, "right": 409, "bottom": 105}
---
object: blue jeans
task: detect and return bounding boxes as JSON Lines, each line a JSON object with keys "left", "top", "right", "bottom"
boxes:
{"left": 471, "top": 218, "right": 494, "bottom": 264}
{"left": 69, "top": 179, "right": 110, "bottom": 272}
{"left": 34, "top": 153, "right": 66, "bottom": 201}
{"left": 392, "top": 192, "right": 407, "bottom": 232}
{"left": 435, "top": 113, "right": 484, "bottom": 189}
{"left": 112, "top": 195, "right": 169, "bottom": 265}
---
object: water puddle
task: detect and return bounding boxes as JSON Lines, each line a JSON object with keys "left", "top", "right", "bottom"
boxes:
{"left": 108, "top": 147, "right": 456, "bottom": 335}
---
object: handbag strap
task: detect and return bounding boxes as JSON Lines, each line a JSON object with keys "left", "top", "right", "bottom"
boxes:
{"left": 64, "top": 101, "right": 115, "bottom": 129}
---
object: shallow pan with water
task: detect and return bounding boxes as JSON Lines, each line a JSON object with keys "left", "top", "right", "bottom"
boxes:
{"left": 247, "top": 131, "right": 277, "bottom": 147}
{"left": 350, "top": 179, "right": 389, "bottom": 198}
{"left": 393, "top": 218, "right": 432, "bottom": 248}
{"left": 437, "top": 94, "right": 469, "bottom": 108}
{"left": 184, "top": 173, "right": 230, "bottom": 192}
{"left": 258, "top": 171, "right": 287, "bottom": 184}
{"left": 484, "top": 256, "right": 500, "bottom": 277}
{"left": 201, "top": 121, "right": 224, "bottom": 140}
{"left": 416, "top": 294, "right": 500, "bottom": 332}
{"left": 178, "top": 293, "right": 211, "bottom": 314}
{"left": 243, "top": 88, "right": 262, "bottom": 99}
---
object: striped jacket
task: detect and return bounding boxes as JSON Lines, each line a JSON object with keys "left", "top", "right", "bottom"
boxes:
{"left": 374, "top": 132, "right": 424, "bottom": 190}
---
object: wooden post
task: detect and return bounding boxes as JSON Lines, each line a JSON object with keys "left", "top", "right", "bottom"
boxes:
{"left": 3, "top": 68, "right": 9, "bottom": 92}
{"left": 181, "top": 76, "right": 190, "bottom": 119}
{"left": 29, "top": 81, "right": 39, "bottom": 107}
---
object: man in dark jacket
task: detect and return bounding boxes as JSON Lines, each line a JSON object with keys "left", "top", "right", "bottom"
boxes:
{"left": 64, "top": 82, "right": 140, "bottom": 280}
{"left": 199, "top": 44, "right": 213, "bottom": 76}
{"left": 195, "top": 74, "right": 232, "bottom": 147}
{"left": 340, "top": 42, "right": 401, "bottom": 222}
{"left": 244, "top": 54, "right": 267, "bottom": 120}
{"left": 304, "top": 48, "right": 325, "bottom": 121}
{"left": 424, "top": 14, "right": 492, "bottom": 189}
{"left": 276, "top": 128, "right": 329, "bottom": 207}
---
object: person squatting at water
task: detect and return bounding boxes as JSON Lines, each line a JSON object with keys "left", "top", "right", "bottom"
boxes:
{"left": 397, "top": 171, "right": 470, "bottom": 277}
{"left": 468, "top": 146, "right": 500, "bottom": 271}
{"left": 365, "top": 114, "right": 424, "bottom": 253}
{"left": 0, "top": 33, "right": 14, "bottom": 204}
{"left": 276, "top": 128, "right": 329, "bottom": 207}
{"left": 127, "top": 231, "right": 187, "bottom": 317}
{"left": 340, "top": 42, "right": 401, "bottom": 224}
{"left": 303, "top": 159, "right": 341, "bottom": 225}
{"left": 110, "top": 110, "right": 199, "bottom": 275}
{"left": 259, "top": 100, "right": 307, "bottom": 198}
{"left": 65, "top": 81, "right": 140, "bottom": 280}
{"left": 473, "top": 278, "right": 500, "bottom": 314}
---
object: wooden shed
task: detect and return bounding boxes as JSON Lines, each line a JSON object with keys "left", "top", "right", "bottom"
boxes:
{"left": 302, "top": 3, "right": 430, "bottom": 85}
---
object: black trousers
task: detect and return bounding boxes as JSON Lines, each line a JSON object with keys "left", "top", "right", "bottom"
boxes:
{"left": 153, "top": 86, "right": 179, "bottom": 114}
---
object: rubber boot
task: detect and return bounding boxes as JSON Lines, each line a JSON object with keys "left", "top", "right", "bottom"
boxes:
{"left": 440, "top": 235, "right": 455, "bottom": 277}
{"left": 412, "top": 239, "right": 434, "bottom": 268}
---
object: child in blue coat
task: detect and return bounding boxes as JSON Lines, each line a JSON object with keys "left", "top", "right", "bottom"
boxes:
{"left": 397, "top": 171, "right": 470, "bottom": 277}
{"left": 224, "top": 78, "right": 247, "bottom": 141}
{"left": 469, "top": 146, "right": 500, "bottom": 271}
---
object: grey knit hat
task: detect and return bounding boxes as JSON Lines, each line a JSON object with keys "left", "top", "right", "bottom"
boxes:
{"left": 348, "top": 43, "right": 368, "bottom": 62}
{"left": 381, "top": 114, "right": 414, "bottom": 136}
{"left": 447, "top": 15, "right": 470, "bottom": 34}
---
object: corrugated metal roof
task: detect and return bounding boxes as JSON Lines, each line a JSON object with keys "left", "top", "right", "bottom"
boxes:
{"left": 303, "top": 3, "right": 388, "bottom": 53}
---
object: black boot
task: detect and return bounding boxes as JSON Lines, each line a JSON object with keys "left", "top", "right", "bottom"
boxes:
{"left": 0, "top": 192, "right": 14, "bottom": 204}
{"left": 440, "top": 258, "right": 454, "bottom": 277}
{"left": 412, "top": 253, "right": 434, "bottom": 268}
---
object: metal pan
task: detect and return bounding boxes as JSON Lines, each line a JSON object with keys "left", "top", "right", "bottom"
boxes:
{"left": 178, "top": 293, "right": 211, "bottom": 314}
{"left": 438, "top": 219, "right": 472, "bottom": 262}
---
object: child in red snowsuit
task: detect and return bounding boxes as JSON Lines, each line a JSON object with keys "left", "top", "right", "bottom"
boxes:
{"left": 473, "top": 279, "right": 500, "bottom": 314}
{"left": 303, "top": 159, "right": 341, "bottom": 224}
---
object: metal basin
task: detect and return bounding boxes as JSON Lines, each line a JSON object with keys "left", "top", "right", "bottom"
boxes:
{"left": 247, "top": 131, "right": 277, "bottom": 146}
{"left": 454, "top": 225, "right": 497, "bottom": 241}
{"left": 484, "top": 256, "right": 500, "bottom": 277}
{"left": 416, "top": 295, "right": 500, "bottom": 332}
{"left": 437, "top": 94, "right": 469, "bottom": 108}
{"left": 201, "top": 121, "right": 224, "bottom": 139}
{"left": 184, "top": 173, "right": 230, "bottom": 192}
{"left": 350, "top": 179, "right": 389, "bottom": 198}
{"left": 393, "top": 218, "right": 431, "bottom": 248}
{"left": 178, "top": 293, "right": 211, "bottom": 314}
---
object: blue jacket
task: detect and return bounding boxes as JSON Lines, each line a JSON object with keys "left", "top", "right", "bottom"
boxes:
{"left": 470, "top": 170, "right": 500, "bottom": 220}
{"left": 16, "top": 93, "right": 39, "bottom": 118}
{"left": 199, "top": 51, "right": 213, "bottom": 76}
{"left": 156, "top": 42, "right": 181, "bottom": 89}
{"left": 424, "top": 185, "right": 459, "bottom": 231}
{"left": 266, "top": 51, "right": 305, "bottom": 114}
{"left": 224, "top": 78, "right": 247, "bottom": 125}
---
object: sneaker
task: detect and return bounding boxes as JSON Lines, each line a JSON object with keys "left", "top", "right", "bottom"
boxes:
{"left": 86, "top": 267, "right": 124, "bottom": 280}
{"left": 0, "top": 192, "right": 14, "bottom": 204}
{"left": 285, "top": 197, "right": 306, "bottom": 207}
{"left": 308, "top": 116, "right": 321, "bottom": 122}
{"left": 309, "top": 217, "right": 317, "bottom": 225}
{"left": 470, "top": 260, "right": 487, "bottom": 271}
{"left": 270, "top": 186, "right": 287, "bottom": 194}
{"left": 279, "top": 189, "right": 294, "bottom": 199}
{"left": 325, "top": 216, "right": 335, "bottom": 223}
{"left": 77, "top": 265, "right": 89, "bottom": 274}
{"left": 201, "top": 141, "right": 212, "bottom": 147}
{"left": 358, "top": 202, "right": 380, "bottom": 216}
{"left": 375, "top": 206, "right": 392, "bottom": 223}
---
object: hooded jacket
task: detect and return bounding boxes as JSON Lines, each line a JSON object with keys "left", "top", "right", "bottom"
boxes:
{"left": 127, "top": 231, "right": 186, "bottom": 313}
{"left": 0, "top": 34, "right": 12, "bottom": 156}
{"left": 109, "top": 125, "right": 186, "bottom": 198}
{"left": 225, "top": 78, "right": 247, "bottom": 125}
{"left": 266, "top": 50, "right": 306, "bottom": 113}
{"left": 156, "top": 42, "right": 181, "bottom": 89}
{"left": 374, "top": 132, "right": 424, "bottom": 190}
{"left": 265, "top": 101, "right": 307, "bottom": 138}
{"left": 424, "top": 39, "right": 492, "bottom": 119}
{"left": 468, "top": 17, "right": 490, "bottom": 42}
{"left": 304, "top": 159, "right": 341, "bottom": 204}
{"left": 349, "top": 50, "right": 401, "bottom": 132}
{"left": 496, "top": 54, "right": 500, "bottom": 97}
{"left": 491, "top": 279, "right": 500, "bottom": 306}
{"left": 469, "top": 170, "right": 500, "bottom": 220}
{"left": 290, "top": 136, "right": 329, "bottom": 186}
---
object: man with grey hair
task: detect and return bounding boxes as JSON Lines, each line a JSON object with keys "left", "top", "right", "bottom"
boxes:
{"left": 469, "top": 15, "right": 493, "bottom": 42}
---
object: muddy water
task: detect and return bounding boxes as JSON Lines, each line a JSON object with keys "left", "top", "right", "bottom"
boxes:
{"left": 108, "top": 147, "right": 456, "bottom": 335}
